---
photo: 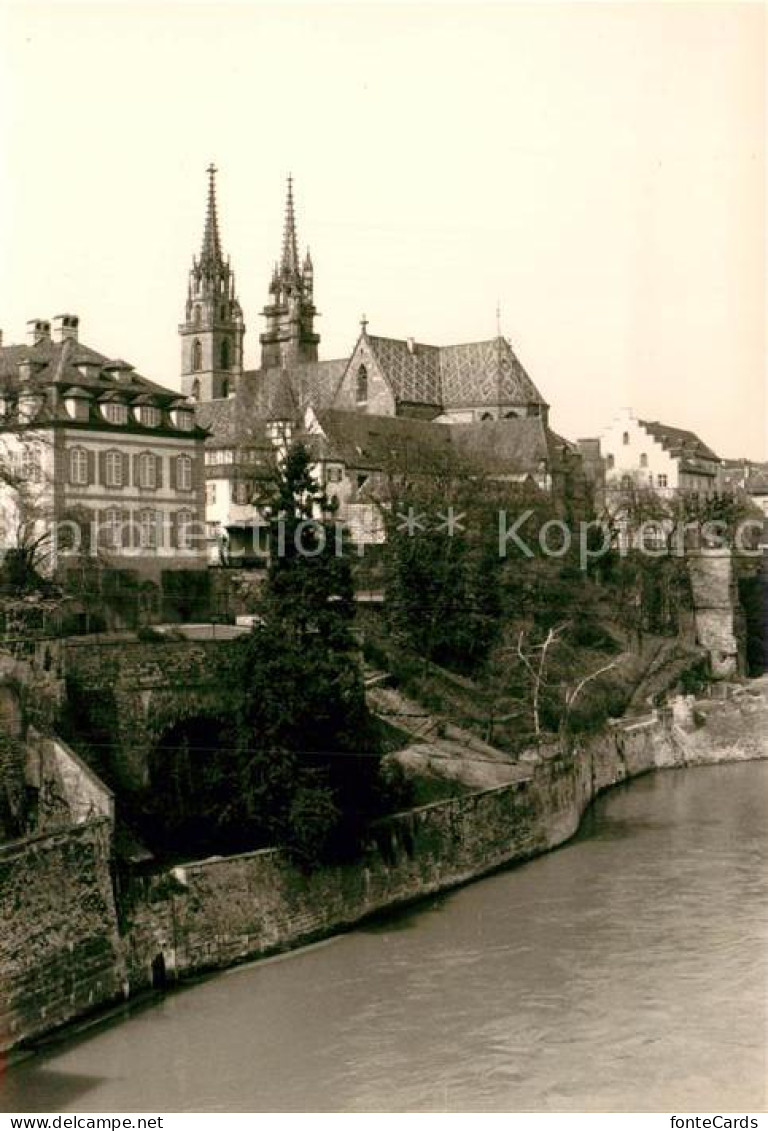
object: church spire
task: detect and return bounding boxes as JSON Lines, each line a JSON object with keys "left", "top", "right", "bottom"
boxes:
{"left": 180, "top": 164, "right": 244, "bottom": 401}
{"left": 260, "top": 176, "right": 319, "bottom": 370}
{"left": 200, "top": 163, "right": 223, "bottom": 268}
{"left": 280, "top": 174, "right": 300, "bottom": 280}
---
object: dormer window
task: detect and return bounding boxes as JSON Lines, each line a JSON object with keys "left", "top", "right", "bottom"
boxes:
{"left": 356, "top": 365, "right": 368, "bottom": 405}
{"left": 64, "top": 388, "right": 91, "bottom": 422}
{"left": 136, "top": 405, "right": 161, "bottom": 428}
{"left": 102, "top": 401, "right": 128, "bottom": 425}
{"left": 170, "top": 405, "right": 194, "bottom": 431}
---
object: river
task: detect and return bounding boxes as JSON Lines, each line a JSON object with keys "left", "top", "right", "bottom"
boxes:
{"left": 3, "top": 762, "right": 767, "bottom": 1113}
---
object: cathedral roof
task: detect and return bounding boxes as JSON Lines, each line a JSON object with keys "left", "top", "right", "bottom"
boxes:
{"left": 359, "top": 333, "right": 547, "bottom": 410}
{"left": 363, "top": 336, "right": 442, "bottom": 407}
{"left": 196, "top": 359, "right": 347, "bottom": 443}
{"left": 439, "top": 338, "right": 546, "bottom": 409}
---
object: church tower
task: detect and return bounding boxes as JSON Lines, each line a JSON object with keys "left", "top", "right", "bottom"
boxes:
{"left": 260, "top": 176, "right": 320, "bottom": 370}
{"left": 180, "top": 164, "right": 244, "bottom": 401}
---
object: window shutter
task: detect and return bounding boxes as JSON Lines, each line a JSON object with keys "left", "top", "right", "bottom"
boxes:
{"left": 132, "top": 454, "right": 139, "bottom": 488}
{"left": 122, "top": 452, "right": 130, "bottom": 488}
{"left": 155, "top": 510, "right": 164, "bottom": 549}
{"left": 67, "top": 450, "right": 75, "bottom": 486}
{"left": 170, "top": 511, "right": 178, "bottom": 549}
{"left": 170, "top": 455, "right": 177, "bottom": 491}
{"left": 86, "top": 450, "right": 95, "bottom": 485}
{"left": 193, "top": 446, "right": 203, "bottom": 491}
{"left": 99, "top": 451, "right": 107, "bottom": 485}
{"left": 156, "top": 455, "right": 164, "bottom": 489}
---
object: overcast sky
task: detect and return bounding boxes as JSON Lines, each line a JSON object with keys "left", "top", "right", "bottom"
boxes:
{"left": 0, "top": 1, "right": 764, "bottom": 457}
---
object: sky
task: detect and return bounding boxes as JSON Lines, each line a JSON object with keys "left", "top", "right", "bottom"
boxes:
{"left": 0, "top": 1, "right": 765, "bottom": 458}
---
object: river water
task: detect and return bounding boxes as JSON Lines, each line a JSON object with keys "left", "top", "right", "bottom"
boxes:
{"left": 3, "top": 762, "right": 767, "bottom": 1113}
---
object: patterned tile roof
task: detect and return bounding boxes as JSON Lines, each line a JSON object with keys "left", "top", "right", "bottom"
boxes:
{"left": 360, "top": 333, "right": 546, "bottom": 409}
{"left": 364, "top": 336, "right": 442, "bottom": 406}
{"left": 439, "top": 338, "right": 546, "bottom": 408}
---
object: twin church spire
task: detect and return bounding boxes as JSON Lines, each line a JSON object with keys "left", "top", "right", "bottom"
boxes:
{"left": 180, "top": 167, "right": 319, "bottom": 401}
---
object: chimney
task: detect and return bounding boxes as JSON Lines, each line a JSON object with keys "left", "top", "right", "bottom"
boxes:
{"left": 53, "top": 314, "right": 79, "bottom": 343}
{"left": 26, "top": 319, "right": 51, "bottom": 345}
{"left": 407, "top": 337, "right": 416, "bottom": 355}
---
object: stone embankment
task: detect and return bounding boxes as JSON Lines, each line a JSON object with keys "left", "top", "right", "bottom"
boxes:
{"left": 2, "top": 679, "right": 767, "bottom": 1054}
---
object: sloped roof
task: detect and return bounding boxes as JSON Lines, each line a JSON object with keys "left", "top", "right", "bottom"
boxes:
{"left": 0, "top": 334, "right": 202, "bottom": 436}
{"left": 309, "top": 409, "right": 455, "bottom": 472}
{"left": 440, "top": 338, "right": 546, "bottom": 408}
{"left": 197, "top": 359, "right": 347, "bottom": 443}
{"left": 307, "top": 410, "right": 568, "bottom": 480}
{"left": 364, "top": 336, "right": 442, "bottom": 406}
{"left": 450, "top": 417, "right": 561, "bottom": 475}
{"left": 639, "top": 419, "right": 720, "bottom": 463}
{"left": 0, "top": 336, "right": 176, "bottom": 401}
{"left": 360, "top": 333, "right": 546, "bottom": 410}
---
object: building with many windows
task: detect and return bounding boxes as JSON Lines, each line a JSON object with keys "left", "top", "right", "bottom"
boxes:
{"left": 0, "top": 315, "right": 207, "bottom": 580}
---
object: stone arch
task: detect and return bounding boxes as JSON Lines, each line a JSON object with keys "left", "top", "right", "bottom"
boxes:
{"left": 141, "top": 715, "right": 230, "bottom": 857}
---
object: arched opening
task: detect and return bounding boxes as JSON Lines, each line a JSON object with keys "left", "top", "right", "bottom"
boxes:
{"left": 480, "top": 412, "right": 494, "bottom": 421}
{"left": 355, "top": 365, "right": 368, "bottom": 404}
{"left": 220, "top": 338, "right": 230, "bottom": 370}
{"left": 192, "top": 339, "right": 203, "bottom": 372}
{"left": 151, "top": 953, "right": 167, "bottom": 991}
{"left": 142, "top": 717, "right": 232, "bottom": 858}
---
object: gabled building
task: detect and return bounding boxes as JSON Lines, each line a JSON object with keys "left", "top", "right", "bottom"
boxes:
{"left": 599, "top": 408, "right": 721, "bottom": 498}
{"left": 0, "top": 316, "right": 207, "bottom": 580}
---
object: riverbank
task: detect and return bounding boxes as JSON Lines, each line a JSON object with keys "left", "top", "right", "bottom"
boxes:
{"left": 3, "top": 681, "right": 768, "bottom": 1055}
{"left": 120, "top": 682, "right": 768, "bottom": 992}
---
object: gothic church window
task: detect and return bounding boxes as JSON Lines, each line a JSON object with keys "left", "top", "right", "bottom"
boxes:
{"left": 192, "top": 339, "right": 203, "bottom": 372}
{"left": 356, "top": 365, "right": 368, "bottom": 404}
{"left": 194, "top": 306, "right": 202, "bottom": 326}
{"left": 220, "top": 339, "right": 230, "bottom": 370}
